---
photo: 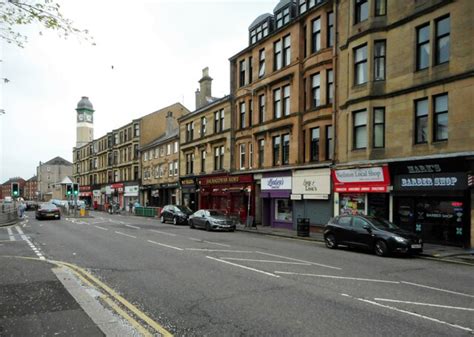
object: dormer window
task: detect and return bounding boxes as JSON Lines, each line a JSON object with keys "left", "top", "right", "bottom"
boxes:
{"left": 249, "top": 14, "right": 273, "bottom": 45}
{"left": 276, "top": 7, "right": 291, "bottom": 28}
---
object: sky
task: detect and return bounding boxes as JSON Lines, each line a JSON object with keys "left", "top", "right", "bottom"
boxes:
{"left": 0, "top": 0, "right": 275, "bottom": 183}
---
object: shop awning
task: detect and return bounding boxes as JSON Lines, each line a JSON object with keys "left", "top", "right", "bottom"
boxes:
{"left": 332, "top": 166, "right": 391, "bottom": 193}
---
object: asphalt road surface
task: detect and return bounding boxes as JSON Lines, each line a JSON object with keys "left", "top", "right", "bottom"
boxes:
{"left": 2, "top": 210, "right": 473, "bottom": 337}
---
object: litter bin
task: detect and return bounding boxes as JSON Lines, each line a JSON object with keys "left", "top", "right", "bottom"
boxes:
{"left": 297, "top": 218, "right": 310, "bottom": 237}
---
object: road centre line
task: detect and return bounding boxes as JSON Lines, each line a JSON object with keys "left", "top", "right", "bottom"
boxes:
{"left": 206, "top": 256, "right": 280, "bottom": 278}
{"left": 256, "top": 251, "right": 341, "bottom": 270}
{"left": 401, "top": 281, "right": 474, "bottom": 299}
{"left": 115, "top": 231, "right": 136, "bottom": 239}
{"left": 7, "top": 228, "right": 15, "bottom": 241}
{"left": 220, "top": 258, "right": 311, "bottom": 265}
{"left": 373, "top": 298, "right": 474, "bottom": 311}
{"left": 147, "top": 240, "right": 183, "bottom": 251}
{"left": 94, "top": 226, "right": 109, "bottom": 231}
{"left": 275, "top": 271, "right": 399, "bottom": 284}
{"left": 149, "top": 229, "right": 176, "bottom": 237}
{"left": 350, "top": 295, "right": 473, "bottom": 333}
{"left": 125, "top": 224, "right": 140, "bottom": 229}
{"left": 185, "top": 248, "right": 253, "bottom": 253}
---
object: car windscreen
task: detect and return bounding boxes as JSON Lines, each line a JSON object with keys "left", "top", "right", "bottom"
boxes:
{"left": 368, "top": 217, "right": 399, "bottom": 230}
{"left": 40, "top": 204, "right": 58, "bottom": 211}
{"left": 177, "top": 206, "right": 192, "bottom": 214}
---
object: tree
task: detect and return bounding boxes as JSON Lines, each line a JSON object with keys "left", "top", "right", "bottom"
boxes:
{"left": 0, "top": 0, "right": 94, "bottom": 47}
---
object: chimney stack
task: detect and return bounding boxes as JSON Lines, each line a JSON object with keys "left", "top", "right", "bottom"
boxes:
{"left": 165, "top": 111, "right": 174, "bottom": 136}
{"left": 196, "top": 67, "right": 213, "bottom": 110}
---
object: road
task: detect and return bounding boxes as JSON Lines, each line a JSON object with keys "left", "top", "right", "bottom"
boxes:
{"left": 2, "top": 210, "right": 473, "bottom": 336}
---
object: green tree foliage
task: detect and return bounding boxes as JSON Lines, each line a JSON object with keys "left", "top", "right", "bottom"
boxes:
{"left": 0, "top": 0, "right": 94, "bottom": 47}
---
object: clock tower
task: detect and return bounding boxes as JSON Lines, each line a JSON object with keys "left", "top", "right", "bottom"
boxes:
{"left": 76, "top": 96, "right": 94, "bottom": 148}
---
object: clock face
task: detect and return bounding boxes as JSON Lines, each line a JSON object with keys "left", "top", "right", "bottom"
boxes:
{"left": 86, "top": 114, "right": 93, "bottom": 122}
{"left": 78, "top": 114, "right": 84, "bottom": 122}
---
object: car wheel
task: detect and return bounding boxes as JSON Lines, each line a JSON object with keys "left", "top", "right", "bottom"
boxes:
{"left": 205, "top": 222, "right": 211, "bottom": 231}
{"left": 173, "top": 217, "right": 178, "bottom": 225}
{"left": 374, "top": 240, "right": 388, "bottom": 257}
{"left": 189, "top": 220, "right": 195, "bottom": 229}
{"left": 325, "top": 234, "right": 338, "bottom": 249}
{"left": 160, "top": 215, "right": 165, "bottom": 223}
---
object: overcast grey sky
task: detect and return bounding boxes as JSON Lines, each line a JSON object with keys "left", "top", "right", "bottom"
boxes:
{"left": 0, "top": 0, "right": 275, "bottom": 183}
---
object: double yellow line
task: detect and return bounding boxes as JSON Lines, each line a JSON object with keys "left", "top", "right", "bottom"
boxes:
{"left": 51, "top": 260, "right": 174, "bottom": 337}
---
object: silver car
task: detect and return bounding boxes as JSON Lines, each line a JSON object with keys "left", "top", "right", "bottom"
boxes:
{"left": 189, "top": 209, "right": 236, "bottom": 232}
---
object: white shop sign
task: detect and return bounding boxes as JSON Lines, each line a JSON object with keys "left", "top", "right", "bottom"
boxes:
{"left": 262, "top": 177, "right": 292, "bottom": 190}
{"left": 334, "top": 167, "right": 384, "bottom": 183}
{"left": 293, "top": 169, "right": 331, "bottom": 196}
{"left": 93, "top": 190, "right": 101, "bottom": 197}
{"left": 124, "top": 185, "right": 139, "bottom": 196}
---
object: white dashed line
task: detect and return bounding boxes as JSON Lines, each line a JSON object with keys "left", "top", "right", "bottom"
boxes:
{"left": 187, "top": 237, "right": 231, "bottom": 247}
{"left": 256, "top": 251, "right": 342, "bottom": 270}
{"left": 125, "top": 224, "right": 140, "bottom": 229}
{"left": 185, "top": 248, "right": 253, "bottom": 253}
{"left": 115, "top": 231, "right": 136, "bottom": 239}
{"left": 220, "top": 258, "right": 311, "bottom": 265}
{"left": 373, "top": 298, "right": 474, "bottom": 311}
{"left": 147, "top": 240, "right": 183, "bottom": 251}
{"left": 149, "top": 229, "right": 176, "bottom": 237}
{"left": 401, "top": 281, "right": 474, "bottom": 299}
{"left": 206, "top": 256, "right": 280, "bottom": 278}
{"left": 94, "top": 226, "right": 109, "bottom": 231}
{"left": 7, "top": 227, "right": 16, "bottom": 241}
{"left": 274, "top": 271, "right": 399, "bottom": 284}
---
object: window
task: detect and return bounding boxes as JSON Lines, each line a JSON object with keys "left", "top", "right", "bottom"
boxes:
{"left": 248, "top": 99, "right": 253, "bottom": 127}
{"left": 219, "top": 109, "right": 225, "bottom": 131}
{"left": 214, "top": 146, "right": 224, "bottom": 171}
{"left": 201, "top": 117, "right": 207, "bottom": 137}
{"left": 326, "top": 125, "right": 333, "bottom": 160}
{"left": 154, "top": 148, "right": 159, "bottom": 158}
{"left": 374, "top": 40, "right": 386, "bottom": 81}
{"left": 185, "top": 153, "right": 194, "bottom": 175}
{"left": 160, "top": 146, "right": 165, "bottom": 157}
{"left": 274, "top": 40, "right": 282, "bottom": 71}
{"left": 114, "top": 170, "right": 119, "bottom": 182}
{"left": 134, "top": 124, "right": 140, "bottom": 137}
{"left": 327, "top": 12, "right": 334, "bottom": 48}
{"left": 434, "top": 94, "right": 448, "bottom": 141}
{"left": 435, "top": 16, "right": 450, "bottom": 65}
{"left": 113, "top": 151, "right": 118, "bottom": 164}
{"left": 201, "top": 150, "right": 206, "bottom": 173}
{"left": 258, "top": 49, "right": 265, "bottom": 78}
{"left": 283, "top": 35, "right": 291, "bottom": 67}
{"left": 114, "top": 133, "right": 119, "bottom": 145}
{"left": 299, "top": 0, "right": 307, "bottom": 14}
{"left": 282, "top": 134, "right": 290, "bottom": 165}
{"left": 239, "top": 144, "right": 246, "bottom": 169}
{"left": 174, "top": 161, "right": 178, "bottom": 176}
{"left": 214, "top": 111, "right": 220, "bottom": 133}
{"left": 273, "top": 136, "right": 281, "bottom": 166}
{"left": 355, "top": 0, "right": 368, "bottom": 23}
{"left": 239, "top": 59, "right": 246, "bottom": 87}
{"left": 354, "top": 44, "right": 368, "bottom": 85}
{"left": 276, "top": 11, "right": 283, "bottom": 29}
{"left": 239, "top": 102, "right": 246, "bottom": 129}
{"left": 303, "top": 25, "right": 307, "bottom": 58}
{"left": 249, "top": 142, "right": 253, "bottom": 169}
{"left": 416, "top": 24, "right": 430, "bottom": 70}
{"left": 310, "top": 127, "right": 320, "bottom": 161}
{"left": 159, "top": 164, "right": 165, "bottom": 177}
{"left": 283, "top": 7, "right": 290, "bottom": 25}
{"left": 311, "top": 18, "right": 321, "bottom": 53}
{"left": 276, "top": 199, "right": 292, "bottom": 222}
{"left": 353, "top": 110, "right": 368, "bottom": 149}
{"left": 373, "top": 108, "right": 385, "bottom": 148}
{"left": 134, "top": 145, "right": 139, "bottom": 159}
{"left": 258, "top": 139, "right": 265, "bottom": 168}
{"left": 283, "top": 85, "right": 291, "bottom": 116}
{"left": 186, "top": 122, "right": 194, "bottom": 142}
{"left": 214, "top": 109, "right": 225, "bottom": 133}
{"left": 274, "top": 88, "right": 282, "bottom": 119}
{"left": 375, "top": 0, "right": 386, "bottom": 16}
{"left": 169, "top": 162, "right": 173, "bottom": 177}
{"left": 167, "top": 144, "right": 171, "bottom": 155}
{"left": 311, "top": 73, "right": 320, "bottom": 108}
{"left": 174, "top": 141, "right": 178, "bottom": 153}
{"left": 327, "top": 69, "right": 334, "bottom": 104}
{"left": 248, "top": 56, "right": 253, "bottom": 83}
{"left": 259, "top": 94, "right": 265, "bottom": 123}
{"left": 415, "top": 98, "right": 428, "bottom": 144}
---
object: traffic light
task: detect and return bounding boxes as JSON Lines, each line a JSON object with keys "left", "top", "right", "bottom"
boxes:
{"left": 66, "top": 184, "right": 73, "bottom": 196}
{"left": 11, "top": 182, "right": 19, "bottom": 197}
{"left": 73, "top": 183, "right": 79, "bottom": 196}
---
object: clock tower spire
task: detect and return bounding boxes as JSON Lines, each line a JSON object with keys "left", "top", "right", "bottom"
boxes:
{"left": 76, "top": 96, "right": 94, "bottom": 148}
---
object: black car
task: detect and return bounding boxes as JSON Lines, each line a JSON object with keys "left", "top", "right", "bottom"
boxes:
{"left": 160, "top": 205, "right": 193, "bottom": 225}
{"left": 324, "top": 215, "right": 423, "bottom": 256}
{"left": 25, "top": 201, "right": 38, "bottom": 211}
{"left": 189, "top": 209, "right": 235, "bottom": 232}
{"left": 36, "top": 203, "right": 61, "bottom": 220}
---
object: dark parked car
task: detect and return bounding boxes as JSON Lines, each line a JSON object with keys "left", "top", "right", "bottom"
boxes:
{"left": 324, "top": 215, "right": 423, "bottom": 256}
{"left": 35, "top": 203, "right": 61, "bottom": 220}
{"left": 25, "top": 201, "right": 38, "bottom": 211}
{"left": 189, "top": 209, "right": 235, "bottom": 232}
{"left": 160, "top": 205, "right": 193, "bottom": 225}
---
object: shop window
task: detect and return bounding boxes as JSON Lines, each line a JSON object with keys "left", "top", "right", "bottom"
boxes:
{"left": 340, "top": 194, "right": 365, "bottom": 215}
{"left": 275, "top": 199, "right": 292, "bottom": 222}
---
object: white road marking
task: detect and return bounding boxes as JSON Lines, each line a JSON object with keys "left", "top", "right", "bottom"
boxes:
{"left": 15, "top": 226, "right": 45, "bottom": 260}
{"left": 147, "top": 240, "right": 183, "bottom": 251}
{"left": 185, "top": 248, "right": 253, "bottom": 253}
{"left": 188, "top": 237, "right": 231, "bottom": 247}
{"left": 189, "top": 237, "right": 201, "bottom": 241}
{"left": 7, "top": 228, "right": 15, "bottom": 241}
{"left": 275, "top": 271, "right": 399, "bottom": 284}
{"left": 125, "top": 224, "right": 140, "bottom": 229}
{"left": 206, "top": 256, "right": 280, "bottom": 278}
{"left": 350, "top": 295, "right": 473, "bottom": 333}
{"left": 149, "top": 229, "right": 176, "bottom": 237}
{"left": 256, "top": 251, "right": 341, "bottom": 270}
{"left": 94, "top": 226, "right": 109, "bottom": 231}
{"left": 221, "top": 258, "right": 311, "bottom": 265}
{"left": 402, "top": 281, "right": 474, "bottom": 299}
{"left": 373, "top": 298, "right": 474, "bottom": 312}
{"left": 115, "top": 231, "right": 136, "bottom": 239}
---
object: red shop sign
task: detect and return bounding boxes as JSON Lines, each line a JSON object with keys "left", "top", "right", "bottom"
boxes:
{"left": 332, "top": 166, "right": 390, "bottom": 193}
{"left": 111, "top": 183, "right": 124, "bottom": 189}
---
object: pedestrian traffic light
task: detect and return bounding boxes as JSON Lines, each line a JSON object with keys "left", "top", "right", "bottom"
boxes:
{"left": 66, "top": 184, "right": 72, "bottom": 196}
{"left": 11, "top": 182, "right": 19, "bottom": 197}
{"left": 73, "top": 183, "right": 79, "bottom": 196}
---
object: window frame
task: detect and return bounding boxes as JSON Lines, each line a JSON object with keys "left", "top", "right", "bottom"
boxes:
{"left": 259, "top": 94, "right": 265, "bottom": 123}
{"left": 283, "top": 35, "right": 291, "bottom": 67}
{"left": 373, "top": 40, "right": 386, "bottom": 81}
{"left": 353, "top": 109, "right": 368, "bottom": 150}
{"left": 258, "top": 49, "right": 265, "bottom": 78}
{"left": 282, "top": 134, "right": 290, "bottom": 165}
{"left": 354, "top": 44, "right": 368, "bottom": 85}
{"left": 201, "top": 150, "right": 206, "bottom": 173}
{"left": 272, "top": 136, "right": 281, "bottom": 166}
{"left": 327, "top": 11, "right": 334, "bottom": 48}
{"left": 311, "top": 17, "right": 321, "bottom": 54}
{"left": 433, "top": 94, "right": 448, "bottom": 142}
{"left": 311, "top": 73, "right": 321, "bottom": 108}
{"left": 274, "top": 88, "right": 282, "bottom": 119}
{"left": 201, "top": 116, "right": 207, "bottom": 137}
{"left": 414, "top": 98, "right": 429, "bottom": 144}
{"left": 327, "top": 69, "right": 334, "bottom": 105}
{"left": 239, "top": 59, "right": 246, "bottom": 87}
{"left": 416, "top": 23, "right": 430, "bottom": 71}
{"left": 373, "top": 107, "right": 385, "bottom": 148}
{"left": 374, "top": 0, "right": 386, "bottom": 16}
{"left": 435, "top": 16, "right": 450, "bottom": 65}
{"left": 258, "top": 139, "right": 265, "bottom": 168}
{"left": 310, "top": 127, "right": 320, "bottom": 162}
{"left": 239, "top": 101, "right": 246, "bottom": 129}
{"left": 325, "top": 125, "right": 333, "bottom": 160}
{"left": 274, "top": 40, "right": 282, "bottom": 71}
{"left": 239, "top": 143, "right": 246, "bottom": 170}
{"left": 355, "top": 0, "right": 369, "bottom": 24}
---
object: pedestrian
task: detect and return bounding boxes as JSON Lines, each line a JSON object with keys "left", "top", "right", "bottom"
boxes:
{"left": 129, "top": 201, "right": 133, "bottom": 214}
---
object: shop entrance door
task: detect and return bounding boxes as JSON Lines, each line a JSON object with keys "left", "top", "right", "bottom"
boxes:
{"left": 394, "top": 198, "right": 415, "bottom": 232}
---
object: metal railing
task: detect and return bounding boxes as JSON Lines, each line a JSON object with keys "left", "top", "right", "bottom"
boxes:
{"left": 0, "top": 203, "right": 19, "bottom": 225}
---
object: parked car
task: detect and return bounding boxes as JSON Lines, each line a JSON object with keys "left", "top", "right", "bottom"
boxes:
{"left": 25, "top": 200, "right": 38, "bottom": 211}
{"left": 160, "top": 205, "right": 193, "bottom": 225}
{"left": 324, "top": 215, "right": 423, "bottom": 256}
{"left": 188, "top": 209, "right": 235, "bottom": 232}
{"left": 35, "top": 203, "right": 61, "bottom": 220}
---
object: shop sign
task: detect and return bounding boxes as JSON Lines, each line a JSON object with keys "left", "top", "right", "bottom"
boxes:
{"left": 79, "top": 185, "right": 91, "bottom": 192}
{"left": 332, "top": 167, "right": 390, "bottom": 193}
{"left": 105, "top": 186, "right": 112, "bottom": 195}
{"left": 111, "top": 183, "right": 124, "bottom": 189}
{"left": 262, "top": 177, "right": 291, "bottom": 191}
{"left": 407, "top": 164, "right": 441, "bottom": 174}
{"left": 124, "top": 185, "right": 139, "bottom": 196}
{"left": 181, "top": 179, "right": 195, "bottom": 186}
{"left": 293, "top": 169, "right": 331, "bottom": 196}
{"left": 199, "top": 175, "right": 252, "bottom": 185}
{"left": 394, "top": 172, "right": 467, "bottom": 191}
{"left": 93, "top": 190, "right": 101, "bottom": 197}
{"left": 161, "top": 183, "right": 179, "bottom": 189}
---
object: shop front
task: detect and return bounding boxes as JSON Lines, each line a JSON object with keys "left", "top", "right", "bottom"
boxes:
{"left": 332, "top": 166, "right": 391, "bottom": 219}
{"left": 124, "top": 184, "right": 139, "bottom": 211}
{"left": 160, "top": 182, "right": 179, "bottom": 206}
{"left": 78, "top": 185, "right": 92, "bottom": 207}
{"left": 261, "top": 172, "right": 292, "bottom": 229}
{"left": 106, "top": 183, "right": 124, "bottom": 208}
{"left": 291, "top": 168, "right": 332, "bottom": 227}
{"left": 198, "top": 174, "right": 254, "bottom": 225}
{"left": 391, "top": 159, "right": 471, "bottom": 247}
{"left": 92, "top": 189, "right": 101, "bottom": 210}
{"left": 181, "top": 177, "right": 198, "bottom": 212}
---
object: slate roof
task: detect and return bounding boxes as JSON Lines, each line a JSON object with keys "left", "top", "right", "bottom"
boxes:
{"left": 43, "top": 156, "right": 72, "bottom": 166}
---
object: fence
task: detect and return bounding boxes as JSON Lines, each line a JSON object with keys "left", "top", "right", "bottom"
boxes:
{"left": 0, "top": 204, "right": 19, "bottom": 225}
